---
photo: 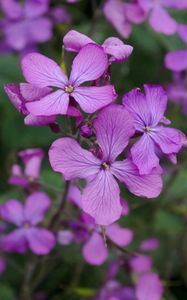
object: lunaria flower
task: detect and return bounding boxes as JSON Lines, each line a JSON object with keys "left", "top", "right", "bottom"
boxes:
{"left": 49, "top": 104, "right": 162, "bottom": 225}
{"left": 0, "top": 192, "right": 55, "bottom": 255}
{"left": 165, "top": 49, "right": 187, "bottom": 72}
{"left": 21, "top": 44, "right": 116, "bottom": 116}
{"left": 9, "top": 148, "right": 44, "bottom": 188}
{"left": 135, "top": 272, "right": 163, "bottom": 300}
{"left": 63, "top": 30, "right": 133, "bottom": 62}
{"left": 122, "top": 84, "right": 183, "bottom": 175}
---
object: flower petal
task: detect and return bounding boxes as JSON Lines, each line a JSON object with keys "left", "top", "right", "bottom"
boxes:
{"left": 4, "top": 84, "right": 27, "bottom": 114}
{"left": 178, "top": 24, "right": 187, "bottom": 44}
{"left": 106, "top": 223, "right": 133, "bottom": 247}
{"left": 0, "top": 0, "right": 22, "bottom": 19}
{"left": 63, "top": 30, "right": 94, "bottom": 52}
{"left": 24, "top": 114, "right": 56, "bottom": 126}
{"left": 165, "top": 49, "right": 187, "bottom": 72}
{"left": 24, "top": 0, "right": 49, "bottom": 18}
{"left": 68, "top": 185, "right": 82, "bottom": 208}
{"left": 20, "top": 83, "right": 52, "bottom": 102}
{"left": 131, "top": 134, "right": 159, "bottom": 175}
{"left": 21, "top": 53, "right": 68, "bottom": 88}
{"left": 136, "top": 272, "right": 163, "bottom": 300}
{"left": 26, "top": 227, "right": 55, "bottom": 255}
{"left": 4, "top": 21, "right": 27, "bottom": 51}
{"left": 58, "top": 230, "right": 74, "bottom": 245}
{"left": 0, "top": 200, "right": 24, "bottom": 226}
{"left": 82, "top": 232, "right": 108, "bottom": 265}
{"left": 140, "top": 238, "right": 160, "bottom": 251}
{"left": 72, "top": 86, "right": 116, "bottom": 114}
{"left": 69, "top": 44, "right": 108, "bottom": 86}
{"left": 130, "top": 255, "right": 152, "bottom": 273}
{"left": 102, "top": 37, "right": 133, "bottom": 62}
{"left": 19, "top": 148, "right": 44, "bottom": 179}
{"left": 94, "top": 104, "right": 135, "bottom": 162}
{"left": 49, "top": 137, "right": 101, "bottom": 180}
{"left": 82, "top": 170, "right": 122, "bottom": 225}
{"left": 149, "top": 6, "right": 177, "bottom": 35}
{"left": 26, "top": 90, "right": 69, "bottom": 116}
{"left": 111, "top": 159, "right": 163, "bottom": 198}
{"left": 24, "top": 192, "right": 51, "bottom": 225}
{"left": 1, "top": 229, "right": 28, "bottom": 253}
{"left": 28, "top": 17, "right": 52, "bottom": 43}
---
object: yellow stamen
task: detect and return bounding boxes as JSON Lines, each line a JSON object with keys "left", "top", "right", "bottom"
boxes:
{"left": 64, "top": 85, "right": 74, "bottom": 93}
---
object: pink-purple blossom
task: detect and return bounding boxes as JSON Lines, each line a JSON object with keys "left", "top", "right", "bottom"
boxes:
{"left": 0, "top": 192, "right": 55, "bottom": 255}
{"left": 135, "top": 272, "right": 163, "bottom": 300}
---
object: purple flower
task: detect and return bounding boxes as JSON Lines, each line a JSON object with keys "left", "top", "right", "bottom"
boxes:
{"left": 9, "top": 148, "right": 44, "bottom": 188}
{"left": 122, "top": 84, "right": 183, "bottom": 175}
{"left": 103, "top": 0, "right": 145, "bottom": 39}
{"left": 0, "top": 0, "right": 52, "bottom": 52}
{"left": 138, "top": 0, "right": 177, "bottom": 35}
{"left": 21, "top": 44, "right": 116, "bottom": 116}
{"left": 140, "top": 238, "right": 160, "bottom": 251}
{"left": 135, "top": 272, "right": 163, "bottom": 300}
{"left": 129, "top": 255, "right": 153, "bottom": 273}
{"left": 4, "top": 83, "right": 56, "bottom": 126}
{"left": 63, "top": 30, "right": 133, "bottom": 63}
{"left": 51, "top": 5, "right": 71, "bottom": 25}
{"left": 165, "top": 49, "right": 187, "bottom": 72}
{"left": 0, "top": 192, "right": 55, "bottom": 255}
{"left": 49, "top": 104, "right": 162, "bottom": 225}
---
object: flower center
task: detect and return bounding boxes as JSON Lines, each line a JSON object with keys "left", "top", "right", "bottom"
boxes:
{"left": 64, "top": 85, "right": 74, "bottom": 93}
{"left": 101, "top": 162, "right": 109, "bottom": 170}
{"left": 144, "top": 126, "right": 152, "bottom": 133}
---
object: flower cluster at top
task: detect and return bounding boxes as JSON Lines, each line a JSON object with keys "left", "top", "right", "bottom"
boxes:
{"left": 4, "top": 29, "right": 185, "bottom": 227}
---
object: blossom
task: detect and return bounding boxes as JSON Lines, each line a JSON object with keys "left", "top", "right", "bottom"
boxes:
{"left": 140, "top": 237, "right": 160, "bottom": 251}
{"left": 135, "top": 272, "right": 163, "bottom": 300}
{"left": 9, "top": 148, "right": 44, "bottom": 188}
{"left": 138, "top": 0, "right": 177, "bottom": 35}
{"left": 21, "top": 44, "right": 116, "bottom": 116}
{"left": 122, "top": 84, "right": 183, "bottom": 175}
{"left": 103, "top": 0, "right": 145, "bottom": 39}
{"left": 165, "top": 49, "right": 187, "bottom": 72}
{"left": 0, "top": 192, "right": 55, "bottom": 255}
{"left": 0, "top": 0, "right": 52, "bottom": 52}
{"left": 129, "top": 255, "right": 152, "bottom": 273}
{"left": 49, "top": 104, "right": 162, "bottom": 225}
{"left": 63, "top": 30, "right": 133, "bottom": 62}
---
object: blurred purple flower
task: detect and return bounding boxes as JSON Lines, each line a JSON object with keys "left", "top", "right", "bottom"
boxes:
{"left": 140, "top": 237, "right": 160, "bottom": 251}
{"left": 21, "top": 44, "right": 116, "bottom": 116}
{"left": 51, "top": 5, "right": 71, "bottom": 25}
{"left": 129, "top": 255, "right": 152, "bottom": 273}
{"left": 123, "top": 84, "right": 183, "bottom": 175}
{"left": 63, "top": 30, "right": 133, "bottom": 63}
{"left": 0, "top": 192, "right": 55, "bottom": 255}
{"left": 57, "top": 230, "right": 74, "bottom": 245}
{"left": 165, "top": 49, "right": 187, "bottom": 72}
{"left": 9, "top": 148, "right": 44, "bottom": 188}
{"left": 135, "top": 272, "right": 163, "bottom": 300}
{"left": 49, "top": 104, "right": 163, "bottom": 225}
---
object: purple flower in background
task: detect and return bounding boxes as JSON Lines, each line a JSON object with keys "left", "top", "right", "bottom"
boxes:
{"left": 103, "top": 0, "right": 145, "bottom": 39}
{"left": 140, "top": 237, "right": 160, "bottom": 251}
{"left": 135, "top": 272, "right": 163, "bottom": 300}
{"left": 0, "top": 192, "right": 55, "bottom": 255}
{"left": 165, "top": 49, "right": 187, "bottom": 72}
{"left": 49, "top": 104, "right": 162, "bottom": 225}
{"left": 9, "top": 148, "right": 44, "bottom": 188}
{"left": 129, "top": 255, "right": 152, "bottom": 273}
{"left": 4, "top": 83, "right": 56, "bottom": 126}
{"left": 0, "top": 256, "right": 6, "bottom": 274}
{"left": 167, "top": 72, "right": 187, "bottom": 114}
{"left": 138, "top": 0, "right": 177, "bottom": 35}
{"left": 51, "top": 5, "right": 71, "bottom": 25}
{"left": 0, "top": 0, "right": 52, "bottom": 52}
{"left": 63, "top": 30, "right": 133, "bottom": 63}
{"left": 21, "top": 44, "right": 116, "bottom": 116}
{"left": 123, "top": 84, "right": 183, "bottom": 175}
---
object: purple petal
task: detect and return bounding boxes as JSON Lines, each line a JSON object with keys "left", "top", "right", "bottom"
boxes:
{"left": 28, "top": 18, "right": 52, "bottom": 43}
{"left": 24, "top": 192, "right": 51, "bottom": 225}
{"left": 124, "top": 3, "right": 146, "bottom": 23}
{"left": 149, "top": 6, "right": 177, "bottom": 35}
{"left": 72, "top": 86, "right": 116, "bottom": 113}
{"left": 0, "top": 200, "right": 24, "bottom": 226}
{"left": 151, "top": 126, "right": 183, "bottom": 154}
{"left": 8, "top": 164, "right": 29, "bottom": 188}
{"left": 165, "top": 49, "right": 187, "bottom": 72}
{"left": 24, "top": 0, "right": 49, "bottom": 18}
{"left": 19, "top": 148, "right": 44, "bottom": 179}
{"left": 178, "top": 24, "right": 187, "bottom": 44}
{"left": 51, "top": 5, "right": 71, "bottom": 24}
{"left": 102, "top": 37, "right": 133, "bottom": 62}
{"left": 68, "top": 185, "right": 82, "bottom": 208}
{"left": 106, "top": 224, "right": 133, "bottom": 247}
{"left": 130, "top": 255, "right": 152, "bottom": 273}
{"left": 63, "top": 30, "right": 94, "bottom": 52}
{"left": 26, "top": 90, "right": 69, "bottom": 116}
{"left": 20, "top": 83, "right": 52, "bottom": 101}
{"left": 21, "top": 53, "right": 68, "bottom": 88}
{"left": 0, "top": 0, "right": 22, "bottom": 19}
{"left": 1, "top": 229, "right": 28, "bottom": 253}
{"left": 103, "top": 0, "right": 132, "bottom": 38}
{"left": 69, "top": 44, "right": 108, "bottom": 86}
{"left": 94, "top": 104, "right": 135, "bottom": 162}
{"left": 163, "top": 0, "right": 187, "bottom": 9}
{"left": 4, "top": 21, "right": 28, "bottom": 51}
{"left": 136, "top": 272, "right": 163, "bottom": 300}
{"left": 4, "top": 84, "right": 27, "bottom": 114}
{"left": 58, "top": 230, "right": 74, "bottom": 245}
{"left": 26, "top": 227, "right": 55, "bottom": 255}
{"left": 24, "top": 114, "right": 56, "bottom": 126}
{"left": 140, "top": 238, "right": 160, "bottom": 251}
{"left": 49, "top": 138, "right": 101, "bottom": 180}
{"left": 82, "top": 170, "right": 122, "bottom": 225}
{"left": 131, "top": 134, "right": 159, "bottom": 175}
{"left": 82, "top": 232, "right": 108, "bottom": 265}
{"left": 121, "top": 198, "right": 130, "bottom": 216}
{"left": 111, "top": 159, "right": 163, "bottom": 198}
